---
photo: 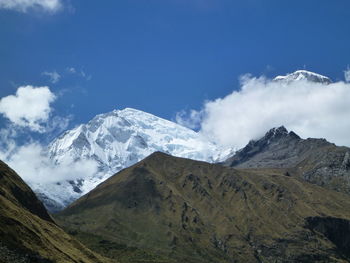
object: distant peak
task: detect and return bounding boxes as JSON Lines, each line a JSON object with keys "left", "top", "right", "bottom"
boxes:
{"left": 265, "top": 126, "right": 288, "bottom": 139}
{"left": 253, "top": 126, "right": 300, "bottom": 144}
{"left": 274, "top": 70, "right": 332, "bottom": 84}
{"left": 273, "top": 126, "right": 288, "bottom": 133}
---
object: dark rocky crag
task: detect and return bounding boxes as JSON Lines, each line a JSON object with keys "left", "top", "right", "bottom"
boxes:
{"left": 57, "top": 152, "right": 350, "bottom": 263}
{"left": 224, "top": 126, "right": 350, "bottom": 195}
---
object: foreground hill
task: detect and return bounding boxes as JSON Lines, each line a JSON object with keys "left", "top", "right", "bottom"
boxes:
{"left": 57, "top": 152, "right": 350, "bottom": 262}
{"left": 223, "top": 126, "right": 350, "bottom": 195}
{"left": 0, "top": 160, "right": 110, "bottom": 263}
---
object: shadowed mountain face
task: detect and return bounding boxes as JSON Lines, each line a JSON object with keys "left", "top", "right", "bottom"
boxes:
{"left": 0, "top": 160, "right": 109, "bottom": 263}
{"left": 57, "top": 152, "right": 350, "bottom": 263}
{"left": 223, "top": 126, "right": 350, "bottom": 195}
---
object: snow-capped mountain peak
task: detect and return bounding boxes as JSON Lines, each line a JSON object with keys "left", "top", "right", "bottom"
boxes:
{"left": 50, "top": 107, "right": 222, "bottom": 165}
{"left": 37, "top": 108, "right": 229, "bottom": 211}
{"left": 273, "top": 70, "right": 332, "bottom": 84}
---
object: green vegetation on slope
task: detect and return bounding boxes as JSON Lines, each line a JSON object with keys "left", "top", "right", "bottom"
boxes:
{"left": 65, "top": 230, "right": 176, "bottom": 263}
{"left": 57, "top": 152, "right": 350, "bottom": 263}
{"left": 0, "top": 160, "right": 112, "bottom": 263}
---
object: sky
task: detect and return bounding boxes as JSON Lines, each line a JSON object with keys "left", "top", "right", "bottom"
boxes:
{"left": 1, "top": 0, "right": 350, "bottom": 145}
{"left": 1, "top": 0, "right": 350, "bottom": 125}
{"left": 1, "top": 0, "right": 350, "bottom": 186}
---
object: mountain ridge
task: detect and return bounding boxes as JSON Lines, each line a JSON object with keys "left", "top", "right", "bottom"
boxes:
{"left": 57, "top": 152, "right": 350, "bottom": 262}
{"left": 223, "top": 126, "right": 350, "bottom": 195}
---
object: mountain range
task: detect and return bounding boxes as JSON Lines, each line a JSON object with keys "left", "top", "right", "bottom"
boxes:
{"left": 56, "top": 151, "right": 350, "bottom": 262}
{"left": 2, "top": 70, "right": 350, "bottom": 262}
{"left": 2, "top": 125, "right": 350, "bottom": 262}
{"left": 33, "top": 70, "right": 336, "bottom": 212}
{"left": 29, "top": 70, "right": 335, "bottom": 212}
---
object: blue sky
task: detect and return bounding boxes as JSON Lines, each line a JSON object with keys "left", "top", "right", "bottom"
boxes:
{"left": 1, "top": 0, "right": 350, "bottom": 131}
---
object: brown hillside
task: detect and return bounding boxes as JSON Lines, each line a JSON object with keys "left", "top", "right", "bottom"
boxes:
{"left": 0, "top": 160, "right": 112, "bottom": 263}
{"left": 58, "top": 152, "right": 350, "bottom": 263}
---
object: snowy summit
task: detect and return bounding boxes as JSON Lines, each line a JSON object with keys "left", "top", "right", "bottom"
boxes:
{"left": 273, "top": 70, "right": 332, "bottom": 84}
{"left": 35, "top": 108, "right": 230, "bottom": 211}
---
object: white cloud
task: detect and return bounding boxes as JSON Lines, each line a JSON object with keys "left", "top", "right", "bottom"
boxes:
{"left": 345, "top": 68, "right": 350, "bottom": 83}
{"left": 0, "top": 83, "right": 81, "bottom": 190}
{"left": 179, "top": 73, "right": 350, "bottom": 149}
{"left": 0, "top": 0, "right": 62, "bottom": 13}
{"left": 66, "top": 67, "right": 92, "bottom": 80}
{"left": 0, "top": 128, "right": 17, "bottom": 157}
{"left": 42, "top": 71, "right": 61, "bottom": 84}
{"left": 175, "top": 109, "right": 202, "bottom": 130}
{"left": 66, "top": 67, "right": 76, "bottom": 74}
{"left": 0, "top": 86, "right": 56, "bottom": 132}
{"left": 46, "top": 115, "right": 71, "bottom": 133}
{"left": 0, "top": 139, "right": 98, "bottom": 184}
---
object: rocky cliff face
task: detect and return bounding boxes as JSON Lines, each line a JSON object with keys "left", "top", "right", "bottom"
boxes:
{"left": 223, "top": 126, "right": 303, "bottom": 168}
{"left": 223, "top": 126, "right": 350, "bottom": 195}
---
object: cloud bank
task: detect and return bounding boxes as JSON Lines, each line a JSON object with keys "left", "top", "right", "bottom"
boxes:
{"left": 0, "top": 86, "right": 56, "bottom": 132}
{"left": 0, "top": 141, "right": 98, "bottom": 184}
{"left": 175, "top": 109, "right": 202, "bottom": 130}
{"left": 178, "top": 72, "right": 350, "bottom": 149}
{"left": 0, "top": 0, "right": 62, "bottom": 13}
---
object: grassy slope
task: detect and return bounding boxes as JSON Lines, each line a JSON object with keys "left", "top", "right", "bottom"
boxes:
{"left": 0, "top": 160, "right": 113, "bottom": 263}
{"left": 57, "top": 152, "right": 350, "bottom": 263}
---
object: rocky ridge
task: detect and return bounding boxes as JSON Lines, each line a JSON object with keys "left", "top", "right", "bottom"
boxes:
{"left": 224, "top": 126, "right": 350, "bottom": 195}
